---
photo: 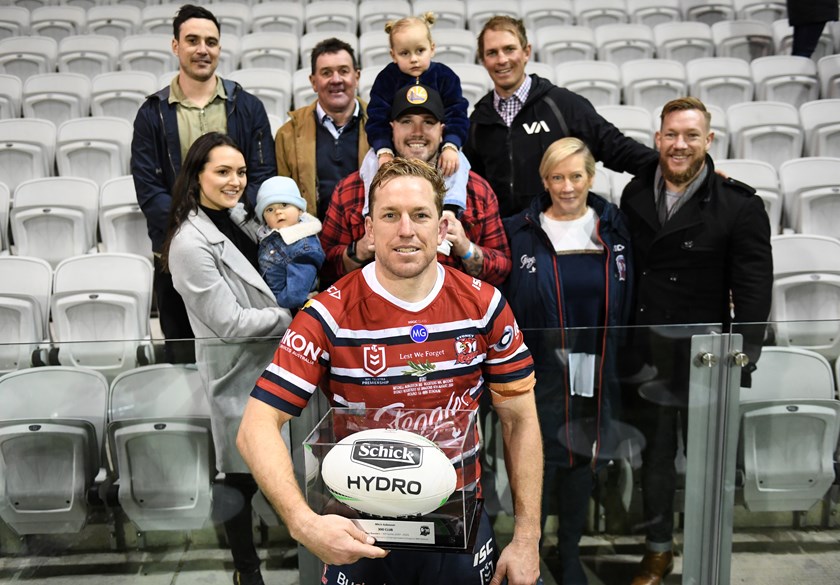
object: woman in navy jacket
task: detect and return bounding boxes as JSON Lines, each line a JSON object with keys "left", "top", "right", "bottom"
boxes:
{"left": 504, "top": 137, "right": 633, "bottom": 584}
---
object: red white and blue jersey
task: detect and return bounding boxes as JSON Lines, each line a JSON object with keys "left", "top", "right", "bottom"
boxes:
{"left": 252, "top": 263, "right": 535, "bottom": 489}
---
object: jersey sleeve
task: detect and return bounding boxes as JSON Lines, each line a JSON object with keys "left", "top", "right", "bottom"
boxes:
{"left": 251, "top": 300, "right": 331, "bottom": 416}
{"left": 482, "top": 288, "right": 535, "bottom": 403}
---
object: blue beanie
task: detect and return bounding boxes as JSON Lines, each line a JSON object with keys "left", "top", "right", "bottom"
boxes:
{"left": 256, "top": 177, "right": 307, "bottom": 221}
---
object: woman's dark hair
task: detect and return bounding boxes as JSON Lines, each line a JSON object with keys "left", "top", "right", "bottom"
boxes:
{"left": 160, "top": 132, "right": 242, "bottom": 270}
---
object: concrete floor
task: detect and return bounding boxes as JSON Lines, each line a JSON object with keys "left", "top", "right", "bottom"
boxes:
{"left": 3, "top": 525, "right": 840, "bottom": 584}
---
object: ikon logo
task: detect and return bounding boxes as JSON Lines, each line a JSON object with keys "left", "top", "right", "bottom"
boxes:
{"left": 351, "top": 440, "right": 423, "bottom": 470}
{"left": 522, "top": 120, "right": 550, "bottom": 134}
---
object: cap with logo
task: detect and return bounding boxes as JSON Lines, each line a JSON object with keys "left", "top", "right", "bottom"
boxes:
{"left": 390, "top": 82, "right": 445, "bottom": 121}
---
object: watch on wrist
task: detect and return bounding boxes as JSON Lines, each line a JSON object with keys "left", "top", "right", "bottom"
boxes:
{"left": 347, "top": 240, "right": 365, "bottom": 264}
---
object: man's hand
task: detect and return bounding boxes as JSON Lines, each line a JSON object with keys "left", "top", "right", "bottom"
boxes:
{"left": 292, "top": 512, "right": 389, "bottom": 566}
{"left": 377, "top": 152, "right": 394, "bottom": 168}
{"left": 438, "top": 147, "right": 460, "bottom": 177}
{"left": 443, "top": 212, "right": 470, "bottom": 257}
{"left": 491, "top": 536, "right": 541, "bottom": 585}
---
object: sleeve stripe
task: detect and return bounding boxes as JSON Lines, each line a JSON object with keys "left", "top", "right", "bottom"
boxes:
{"left": 265, "top": 361, "right": 317, "bottom": 395}
{"left": 250, "top": 386, "right": 305, "bottom": 416}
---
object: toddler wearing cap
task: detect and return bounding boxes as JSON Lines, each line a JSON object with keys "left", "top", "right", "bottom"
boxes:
{"left": 256, "top": 176, "right": 325, "bottom": 309}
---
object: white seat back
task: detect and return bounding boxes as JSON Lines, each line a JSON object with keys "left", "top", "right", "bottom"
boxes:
{"left": 57, "top": 34, "right": 119, "bottom": 80}
{"left": 711, "top": 19, "right": 774, "bottom": 61}
{"left": 10, "top": 176, "right": 98, "bottom": 267}
{"left": 30, "top": 5, "right": 85, "bottom": 43}
{"left": 716, "top": 159, "right": 781, "bottom": 233}
{"left": 227, "top": 68, "right": 292, "bottom": 117}
{"left": 0, "top": 366, "right": 108, "bottom": 534}
{"left": 22, "top": 72, "right": 91, "bottom": 128}
{"left": 799, "top": 99, "right": 840, "bottom": 157}
{"left": 751, "top": 55, "right": 819, "bottom": 109}
{"left": 739, "top": 347, "right": 840, "bottom": 511}
{"left": 535, "top": 25, "right": 596, "bottom": 66}
{"left": 727, "top": 101, "right": 803, "bottom": 171}
{"left": 239, "top": 31, "right": 299, "bottom": 74}
{"left": 90, "top": 70, "right": 158, "bottom": 122}
{"left": 56, "top": 116, "right": 133, "bottom": 187}
{"left": 0, "top": 255, "right": 52, "bottom": 372}
{"left": 412, "top": 0, "right": 466, "bottom": 30}
{"left": 621, "top": 58, "right": 686, "bottom": 112}
{"left": 0, "top": 35, "right": 58, "bottom": 83}
{"left": 119, "top": 34, "right": 178, "bottom": 78}
{"left": 358, "top": 0, "right": 411, "bottom": 35}
{"left": 358, "top": 30, "right": 390, "bottom": 69}
{"left": 51, "top": 253, "right": 154, "bottom": 379}
{"left": 653, "top": 21, "right": 714, "bottom": 64}
{"left": 595, "top": 23, "right": 656, "bottom": 66}
{"left": 99, "top": 175, "right": 152, "bottom": 260}
{"left": 686, "top": 57, "right": 754, "bottom": 111}
{"left": 596, "top": 105, "right": 654, "bottom": 147}
{"left": 107, "top": 363, "right": 214, "bottom": 532}
{"left": 556, "top": 60, "right": 622, "bottom": 107}
{"left": 304, "top": 1, "right": 358, "bottom": 34}
{"left": 0, "top": 118, "right": 55, "bottom": 193}
{"left": 85, "top": 5, "right": 140, "bottom": 40}
{"left": 627, "top": 0, "right": 682, "bottom": 27}
{"left": 779, "top": 157, "right": 840, "bottom": 238}
{"left": 251, "top": 1, "right": 304, "bottom": 36}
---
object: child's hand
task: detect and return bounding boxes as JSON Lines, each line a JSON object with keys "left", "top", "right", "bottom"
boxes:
{"left": 438, "top": 147, "right": 459, "bottom": 177}
{"left": 377, "top": 152, "right": 394, "bottom": 168}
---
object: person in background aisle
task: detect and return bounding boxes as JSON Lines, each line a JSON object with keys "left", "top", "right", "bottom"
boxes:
{"left": 620, "top": 97, "right": 772, "bottom": 585}
{"left": 131, "top": 3, "right": 276, "bottom": 363}
{"left": 464, "top": 15, "right": 658, "bottom": 219}
{"left": 162, "top": 132, "right": 292, "bottom": 585}
{"left": 275, "top": 37, "right": 368, "bottom": 221}
{"left": 238, "top": 157, "right": 543, "bottom": 585}
{"left": 366, "top": 12, "right": 470, "bottom": 218}
{"left": 255, "top": 176, "right": 325, "bottom": 310}
{"left": 786, "top": 0, "right": 838, "bottom": 58}
{"left": 320, "top": 83, "right": 510, "bottom": 289}
{"left": 504, "top": 137, "right": 633, "bottom": 585}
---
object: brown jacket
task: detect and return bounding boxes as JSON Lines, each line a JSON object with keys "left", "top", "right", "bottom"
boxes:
{"left": 274, "top": 98, "right": 369, "bottom": 215}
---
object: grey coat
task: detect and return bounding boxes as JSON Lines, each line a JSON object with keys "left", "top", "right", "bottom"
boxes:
{"left": 169, "top": 208, "right": 292, "bottom": 473}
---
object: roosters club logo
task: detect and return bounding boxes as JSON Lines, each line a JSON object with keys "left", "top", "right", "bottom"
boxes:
{"left": 454, "top": 335, "right": 479, "bottom": 365}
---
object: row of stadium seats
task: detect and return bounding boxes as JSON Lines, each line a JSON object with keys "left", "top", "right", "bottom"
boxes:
{"left": 4, "top": 54, "right": 840, "bottom": 129}
{"left": 0, "top": 253, "right": 154, "bottom": 379}
{"left": 0, "top": 0, "right": 816, "bottom": 43}
{"left": 1, "top": 93, "right": 836, "bottom": 195}
{"left": 0, "top": 363, "right": 215, "bottom": 537}
{"left": 2, "top": 17, "right": 839, "bottom": 84}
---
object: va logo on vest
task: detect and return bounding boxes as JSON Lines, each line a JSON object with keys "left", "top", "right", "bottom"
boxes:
{"left": 522, "top": 120, "right": 550, "bottom": 134}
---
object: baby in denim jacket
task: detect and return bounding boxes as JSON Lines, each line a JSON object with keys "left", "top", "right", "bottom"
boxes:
{"left": 256, "top": 177, "right": 325, "bottom": 309}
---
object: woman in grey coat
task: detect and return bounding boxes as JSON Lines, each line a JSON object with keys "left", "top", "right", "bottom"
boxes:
{"left": 162, "top": 132, "right": 292, "bottom": 585}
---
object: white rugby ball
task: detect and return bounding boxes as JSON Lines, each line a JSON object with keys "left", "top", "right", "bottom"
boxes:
{"left": 321, "top": 428, "right": 457, "bottom": 517}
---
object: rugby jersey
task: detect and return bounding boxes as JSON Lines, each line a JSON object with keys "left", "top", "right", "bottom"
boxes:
{"left": 252, "top": 262, "right": 535, "bottom": 491}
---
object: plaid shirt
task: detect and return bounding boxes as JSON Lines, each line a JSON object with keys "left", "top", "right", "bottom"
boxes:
{"left": 320, "top": 170, "right": 511, "bottom": 287}
{"left": 493, "top": 75, "right": 531, "bottom": 127}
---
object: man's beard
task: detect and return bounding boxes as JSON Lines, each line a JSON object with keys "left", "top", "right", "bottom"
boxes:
{"left": 661, "top": 152, "right": 705, "bottom": 187}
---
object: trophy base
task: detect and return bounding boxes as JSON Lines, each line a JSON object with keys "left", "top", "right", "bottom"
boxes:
{"left": 352, "top": 497, "right": 483, "bottom": 553}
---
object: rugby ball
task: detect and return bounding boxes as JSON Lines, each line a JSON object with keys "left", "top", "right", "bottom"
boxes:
{"left": 321, "top": 428, "right": 457, "bottom": 517}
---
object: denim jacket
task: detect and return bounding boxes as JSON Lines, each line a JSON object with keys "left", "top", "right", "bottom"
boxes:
{"left": 258, "top": 213, "right": 325, "bottom": 309}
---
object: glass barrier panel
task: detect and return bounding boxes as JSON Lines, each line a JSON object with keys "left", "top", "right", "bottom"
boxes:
{"left": 728, "top": 320, "right": 840, "bottom": 585}
{"left": 5, "top": 323, "right": 826, "bottom": 585}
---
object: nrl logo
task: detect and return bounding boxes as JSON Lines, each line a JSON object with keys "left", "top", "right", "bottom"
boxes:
{"left": 363, "top": 345, "right": 387, "bottom": 377}
{"left": 351, "top": 439, "right": 423, "bottom": 470}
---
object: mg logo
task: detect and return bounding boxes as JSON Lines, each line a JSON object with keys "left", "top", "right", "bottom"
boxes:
{"left": 522, "top": 120, "right": 550, "bottom": 134}
{"left": 351, "top": 439, "right": 423, "bottom": 470}
{"left": 363, "top": 344, "right": 387, "bottom": 376}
